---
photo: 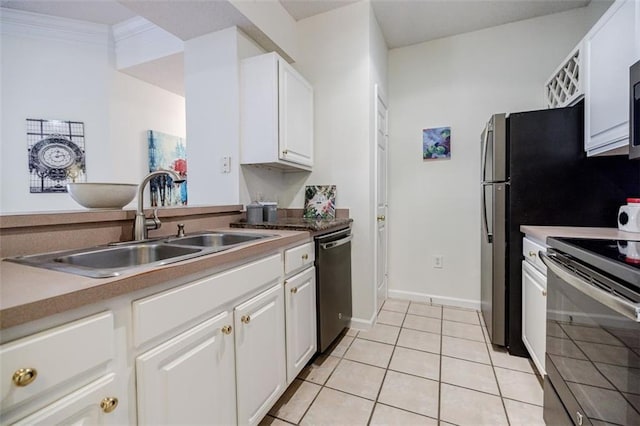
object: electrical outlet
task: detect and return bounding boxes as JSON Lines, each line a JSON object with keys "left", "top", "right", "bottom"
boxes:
{"left": 433, "top": 255, "right": 444, "bottom": 269}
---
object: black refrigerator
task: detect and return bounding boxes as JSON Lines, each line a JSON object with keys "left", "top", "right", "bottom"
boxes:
{"left": 480, "top": 101, "right": 640, "bottom": 356}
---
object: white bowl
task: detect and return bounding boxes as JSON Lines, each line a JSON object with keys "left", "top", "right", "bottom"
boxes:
{"left": 67, "top": 183, "right": 137, "bottom": 209}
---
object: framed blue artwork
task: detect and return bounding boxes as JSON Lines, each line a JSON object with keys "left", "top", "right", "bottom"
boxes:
{"left": 148, "top": 130, "right": 187, "bottom": 207}
{"left": 423, "top": 127, "right": 451, "bottom": 160}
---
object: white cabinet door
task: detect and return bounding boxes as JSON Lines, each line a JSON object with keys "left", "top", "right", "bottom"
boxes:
{"left": 235, "top": 283, "right": 286, "bottom": 426}
{"left": 522, "top": 260, "right": 547, "bottom": 376}
{"left": 13, "top": 374, "right": 125, "bottom": 425}
{"left": 279, "top": 58, "right": 314, "bottom": 167}
{"left": 136, "top": 311, "right": 236, "bottom": 426}
{"left": 584, "top": 0, "right": 639, "bottom": 155}
{"left": 284, "top": 267, "right": 317, "bottom": 384}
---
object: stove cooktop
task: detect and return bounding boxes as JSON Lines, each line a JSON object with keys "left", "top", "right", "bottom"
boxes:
{"left": 547, "top": 237, "right": 640, "bottom": 286}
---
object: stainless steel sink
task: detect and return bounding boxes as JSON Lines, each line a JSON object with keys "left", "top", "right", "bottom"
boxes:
{"left": 5, "top": 231, "right": 276, "bottom": 278}
{"left": 165, "top": 232, "right": 269, "bottom": 248}
{"left": 54, "top": 244, "right": 201, "bottom": 269}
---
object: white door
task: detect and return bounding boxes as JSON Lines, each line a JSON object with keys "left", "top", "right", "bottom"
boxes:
{"left": 375, "top": 85, "right": 389, "bottom": 311}
{"left": 136, "top": 312, "right": 237, "bottom": 426}
{"left": 284, "top": 267, "right": 317, "bottom": 384}
{"left": 234, "top": 283, "right": 286, "bottom": 426}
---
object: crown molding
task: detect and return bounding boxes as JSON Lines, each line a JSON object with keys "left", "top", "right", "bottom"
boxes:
{"left": 111, "top": 16, "right": 157, "bottom": 43}
{"left": 0, "top": 7, "right": 110, "bottom": 46}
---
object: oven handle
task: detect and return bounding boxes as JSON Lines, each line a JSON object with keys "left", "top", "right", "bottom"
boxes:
{"left": 320, "top": 235, "right": 353, "bottom": 250}
{"left": 540, "top": 252, "right": 640, "bottom": 322}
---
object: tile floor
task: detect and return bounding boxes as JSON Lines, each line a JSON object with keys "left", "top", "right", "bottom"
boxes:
{"left": 262, "top": 299, "right": 545, "bottom": 426}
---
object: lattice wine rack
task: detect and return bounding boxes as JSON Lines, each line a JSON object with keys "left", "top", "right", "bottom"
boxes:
{"left": 545, "top": 44, "right": 583, "bottom": 108}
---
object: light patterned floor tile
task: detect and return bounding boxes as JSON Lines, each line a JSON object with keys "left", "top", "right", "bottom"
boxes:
{"left": 396, "top": 328, "right": 441, "bottom": 354}
{"left": 298, "top": 355, "right": 340, "bottom": 385}
{"left": 346, "top": 328, "right": 360, "bottom": 337}
{"left": 325, "top": 335, "right": 354, "bottom": 358}
{"left": 441, "top": 356, "right": 499, "bottom": 395}
{"left": 325, "top": 359, "right": 386, "bottom": 400}
{"left": 268, "top": 379, "right": 321, "bottom": 424}
{"left": 494, "top": 367, "right": 543, "bottom": 406}
{"left": 407, "top": 303, "right": 442, "bottom": 319}
{"left": 442, "top": 320, "right": 485, "bottom": 342}
{"left": 382, "top": 299, "right": 410, "bottom": 313}
{"left": 378, "top": 370, "right": 439, "bottom": 418}
{"left": 358, "top": 323, "right": 401, "bottom": 345}
{"left": 503, "top": 399, "right": 545, "bottom": 426}
{"left": 403, "top": 314, "right": 441, "bottom": 334}
{"left": 370, "top": 403, "right": 438, "bottom": 425}
{"left": 259, "top": 415, "right": 292, "bottom": 426}
{"left": 443, "top": 307, "right": 480, "bottom": 325}
{"left": 442, "top": 335, "right": 490, "bottom": 364}
{"left": 440, "top": 383, "right": 508, "bottom": 425}
{"left": 487, "top": 344, "right": 536, "bottom": 373}
{"left": 388, "top": 346, "right": 440, "bottom": 381}
{"left": 344, "top": 338, "right": 394, "bottom": 368}
{"left": 300, "top": 387, "right": 374, "bottom": 425}
{"left": 377, "top": 310, "right": 405, "bottom": 327}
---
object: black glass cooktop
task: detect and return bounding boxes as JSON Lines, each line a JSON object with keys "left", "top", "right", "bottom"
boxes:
{"left": 547, "top": 237, "right": 640, "bottom": 286}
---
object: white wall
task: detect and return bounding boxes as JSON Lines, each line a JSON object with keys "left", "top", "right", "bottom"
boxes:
{"left": 0, "top": 9, "right": 186, "bottom": 213}
{"left": 387, "top": 5, "right": 609, "bottom": 307}
{"left": 296, "top": 1, "right": 387, "bottom": 325}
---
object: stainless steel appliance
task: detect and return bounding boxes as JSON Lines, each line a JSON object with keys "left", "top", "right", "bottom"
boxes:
{"left": 631, "top": 59, "right": 640, "bottom": 160}
{"left": 541, "top": 237, "right": 640, "bottom": 425}
{"left": 480, "top": 103, "right": 640, "bottom": 355}
{"left": 315, "top": 228, "right": 352, "bottom": 352}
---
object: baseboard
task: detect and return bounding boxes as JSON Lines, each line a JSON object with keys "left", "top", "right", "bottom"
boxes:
{"left": 349, "top": 312, "right": 376, "bottom": 331}
{"left": 388, "top": 289, "right": 481, "bottom": 311}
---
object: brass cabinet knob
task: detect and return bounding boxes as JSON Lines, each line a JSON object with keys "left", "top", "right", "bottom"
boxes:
{"left": 528, "top": 251, "right": 537, "bottom": 257}
{"left": 241, "top": 315, "right": 251, "bottom": 324}
{"left": 221, "top": 325, "right": 233, "bottom": 335}
{"left": 302, "top": 253, "right": 309, "bottom": 260}
{"left": 542, "top": 289, "right": 547, "bottom": 296}
{"left": 377, "top": 215, "right": 386, "bottom": 221}
{"left": 291, "top": 287, "right": 298, "bottom": 294}
{"left": 100, "top": 397, "right": 118, "bottom": 413}
{"left": 12, "top": 368, "right": 37, "bottom": 387}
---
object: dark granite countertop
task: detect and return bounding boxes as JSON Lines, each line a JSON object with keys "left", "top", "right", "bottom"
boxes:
{"left": 230, "top": 217, "right": 353, "bottom": 235}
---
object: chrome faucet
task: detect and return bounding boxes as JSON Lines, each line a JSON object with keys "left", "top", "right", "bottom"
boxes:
{"left": 134, "top": 169, "right": 185, "bottom": 241}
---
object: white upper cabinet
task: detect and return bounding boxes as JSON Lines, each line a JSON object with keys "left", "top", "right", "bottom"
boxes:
{"left": 241, "top": 52, "right": 314, "bottom": 171}
{"left": 584, "top": 0, "right": 640, "bottom": 156}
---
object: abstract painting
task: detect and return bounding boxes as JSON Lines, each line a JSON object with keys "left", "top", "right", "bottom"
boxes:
{"left": 304, "top": 185, "right": 336, "bottom": 220}
{"left": 423, "top": 126, "right": 451, "bottom": 160}
{"left": 147, "top": 130, "right": 187, "bottom": 207}
{"left": 27, "top": 118, "right": 86, "bottom": 193}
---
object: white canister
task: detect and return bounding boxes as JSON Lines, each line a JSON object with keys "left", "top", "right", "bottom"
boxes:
{"left": 618, "top": 198, "right": 640, "bottom": 233}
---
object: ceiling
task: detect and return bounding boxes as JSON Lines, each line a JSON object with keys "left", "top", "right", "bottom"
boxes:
{"left": 1, "top": 0, "right": 595, "bottom": 49}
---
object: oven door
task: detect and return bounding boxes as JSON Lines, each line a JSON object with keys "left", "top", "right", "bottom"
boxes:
{"left": 542, "top": 252, "right": 640, "bottom": 426}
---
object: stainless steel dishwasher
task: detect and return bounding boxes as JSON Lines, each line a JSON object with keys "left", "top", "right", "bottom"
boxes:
{"left": 315, "top": 227, "right": 353, "bottom": 352}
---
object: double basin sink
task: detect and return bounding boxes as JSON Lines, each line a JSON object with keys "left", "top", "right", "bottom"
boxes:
{"left": 6, "top": 232, "right": 275, "bottom": 278}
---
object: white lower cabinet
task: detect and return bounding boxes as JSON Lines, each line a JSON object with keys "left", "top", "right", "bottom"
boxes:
{"left": 521, "top": 237, "right": 547, "bottom": 376}
{"left": 235, "top": 283, "right": 286, "bottom": 426}
{"left": 13, "top": 373, "right": 124, "bottom": 425}
{"left": 284, "top": 267, "right": 317, "bottom": 384}
{"left": 136, "top": 311, "right": 237, "bottom": 425}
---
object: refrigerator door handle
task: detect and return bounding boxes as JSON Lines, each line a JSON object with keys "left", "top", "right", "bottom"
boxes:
{"left": 481, "top": 184, "right": 492, "bottom": 244}
{"left": 481, "top": 122, "right": 490, "bottom": 182}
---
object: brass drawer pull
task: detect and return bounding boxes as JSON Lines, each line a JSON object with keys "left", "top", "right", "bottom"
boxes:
{"left": 528, "top": 251, "right": 537, "bottom": 258}
{"left": 13, "top": 368, "right": 37, "bottom": 387}
{"left": 291, "top": 287, "right": 298, "bottom": 294}
{"left": 221, "top": 325, "right": 233, "bottom": 335}
{"left": 100, "top": 397, "right": 118, "bottom": 413}
{"left": 302, "top": 253, "right": 309, "bottom": 260}
{"left": 241, "top": 315, "right": 251, "bottom": 324}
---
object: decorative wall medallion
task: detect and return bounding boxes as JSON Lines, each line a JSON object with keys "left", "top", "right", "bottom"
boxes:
{"left": 27, "top": 119, "right": 86, "bottom": 193}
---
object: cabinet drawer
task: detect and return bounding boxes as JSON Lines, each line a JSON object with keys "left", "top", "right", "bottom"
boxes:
{"left": 284, "top": 243, "right": 314, "bottom": 276}
{"left": 523, "top": 237, "right": 547, "bottom": 274}
{"left": 0, "top": 312, "right": 114, "bottom": 413}
{"left": 133, "top": 254, "right": 282, "bottom": 347}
